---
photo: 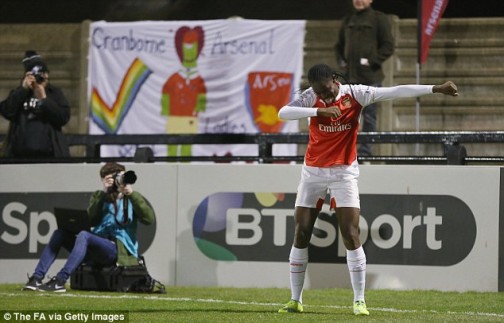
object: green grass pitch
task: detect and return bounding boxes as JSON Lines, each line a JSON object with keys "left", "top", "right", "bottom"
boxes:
{"left": 1, "top": 284, "right": 503, "bottom": 322}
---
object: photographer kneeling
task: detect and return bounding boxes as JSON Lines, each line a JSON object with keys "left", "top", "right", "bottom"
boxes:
{"left": 23, "top": 162, "right": 156, "bottom": 292}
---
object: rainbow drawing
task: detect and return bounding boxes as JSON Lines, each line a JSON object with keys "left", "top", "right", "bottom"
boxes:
{"left": 91, "top": 57, "right": 152, "bottom": 134}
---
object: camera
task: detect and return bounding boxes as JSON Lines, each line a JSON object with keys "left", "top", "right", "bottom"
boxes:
{"left": 30, "top": 65, "right": 46, "bottom": 84}
{"left": 33, "top": 73, "right": 45, "bottom": 84}
{"left": 110, "top": 170, "right": 137, "bottom": 192}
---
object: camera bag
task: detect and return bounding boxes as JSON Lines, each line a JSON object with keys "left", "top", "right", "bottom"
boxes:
{"left": 70, "top": 257, "right": 165, "bottom": 293}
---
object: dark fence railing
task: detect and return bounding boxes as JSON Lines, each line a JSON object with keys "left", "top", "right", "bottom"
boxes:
{"left": 2, "top": 131, "right": 504, "bottom": 164}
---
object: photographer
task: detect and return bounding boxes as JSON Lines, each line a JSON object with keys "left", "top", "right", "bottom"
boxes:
{"left": 23, "top": 162, "right": 156, "bottom": 292}
{"left": 0, "top": 50, "right": 70, "bottom": 158}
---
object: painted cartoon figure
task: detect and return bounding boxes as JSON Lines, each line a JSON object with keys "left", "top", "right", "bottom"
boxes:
{"left": 161, "top": 26, "right": 206, "bottom": 157}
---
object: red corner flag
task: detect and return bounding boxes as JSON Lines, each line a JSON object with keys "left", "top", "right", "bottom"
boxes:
{"left": 419, "top": 0, "right": 449, "bottom": 64}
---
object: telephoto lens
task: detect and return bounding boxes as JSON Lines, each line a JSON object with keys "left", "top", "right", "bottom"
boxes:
{"left": 115, "top": 170, "right": 137, "bottom": 186}
{"left": 121, "top": 170, "right": 137, "bottom": 185}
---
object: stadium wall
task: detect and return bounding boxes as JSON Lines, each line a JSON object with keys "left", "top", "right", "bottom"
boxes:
{"left": 0, "top": 164, "right": 502, "bottom": 292}
{"left": 2, "top": 18, "right": 504, "bottom": 159}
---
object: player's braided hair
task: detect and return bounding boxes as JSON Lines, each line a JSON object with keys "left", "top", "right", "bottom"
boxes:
{"left": 307, "top": 63, "right": 347, "bottom": 85}
{"left": 307, "top": 63, "right": 354, "bottom": 97}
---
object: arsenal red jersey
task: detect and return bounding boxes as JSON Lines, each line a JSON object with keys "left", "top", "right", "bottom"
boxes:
{"left": 161, "top": 71, "right": 206, "bottom": 116}
{"left": 291, "top": 84, "right": 372, "bottom": 166}
{"left": 307, "top": 91, "right": 362, "bottom": 166}
{"left": 279, "top": 84, "right": 434, "bottom": 167}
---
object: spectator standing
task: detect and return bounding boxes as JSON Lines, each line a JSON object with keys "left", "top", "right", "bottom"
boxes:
{"left": 0, "top": 50, "right": 70, "bottom": 158}
{"left": 335, "top": 0, "right": 395, "bottom": 157}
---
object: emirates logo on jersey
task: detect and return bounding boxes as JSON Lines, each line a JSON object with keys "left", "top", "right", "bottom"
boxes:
{"left": 318, "top": 120, "right": 352, "bottom": 132}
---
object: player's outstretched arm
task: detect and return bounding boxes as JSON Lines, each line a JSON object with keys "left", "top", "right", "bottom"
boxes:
{"left": 433, "top": 81, "right": 459, "bottom": 96}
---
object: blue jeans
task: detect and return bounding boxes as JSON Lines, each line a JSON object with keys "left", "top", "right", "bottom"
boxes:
{"left": 33, "top": 229, "right": 117, "bottom": 282}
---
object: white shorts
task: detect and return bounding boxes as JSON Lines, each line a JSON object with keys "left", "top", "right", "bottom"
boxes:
{"left": 295, "top": 160, "right": 360, "bottom": 209}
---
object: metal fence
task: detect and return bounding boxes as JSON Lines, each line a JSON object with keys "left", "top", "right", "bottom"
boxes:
{"left": 2, "top": 131, "right": 504, "bottom": 164}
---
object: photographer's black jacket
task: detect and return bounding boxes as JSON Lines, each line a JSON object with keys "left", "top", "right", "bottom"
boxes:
{"left": 0, "top": 83, "right": 70, "bottom": 157}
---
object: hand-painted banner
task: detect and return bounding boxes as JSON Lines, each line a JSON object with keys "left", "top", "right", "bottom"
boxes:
{"left": 88, "top": 19, "right": 306, "bottom": 158}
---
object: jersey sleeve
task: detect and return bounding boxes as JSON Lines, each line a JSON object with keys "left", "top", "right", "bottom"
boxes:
{"left": 345, "top": 84, "right": 376, "bottom": 107}
{"left": 278, "top": 88, "right": 318, "bottom": 120}
{"left": 351, "top": 84, "right": 434, "bottom": 107}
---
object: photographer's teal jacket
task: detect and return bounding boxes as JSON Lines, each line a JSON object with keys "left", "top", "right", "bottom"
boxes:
{"left": 87, "top": 191, "right": 156, "bottom": 266}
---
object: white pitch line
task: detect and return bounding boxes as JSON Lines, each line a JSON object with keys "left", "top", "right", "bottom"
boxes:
{"left": 1, "top": 292, "right": 503, "bottom": 318}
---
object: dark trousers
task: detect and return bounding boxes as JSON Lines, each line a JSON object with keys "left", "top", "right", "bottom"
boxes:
{"left": 358, "top": 83, "right": 381, "bottom": 157}
{"left": 358, "top": 103, "right": 377, "bottom": 157}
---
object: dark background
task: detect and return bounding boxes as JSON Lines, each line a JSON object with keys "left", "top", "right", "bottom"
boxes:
{"left": 1, "top": 0, "right": 502, "bottom": 23}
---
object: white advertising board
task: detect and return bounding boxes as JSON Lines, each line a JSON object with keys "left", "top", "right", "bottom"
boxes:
{"left": 0, "top": 164, "right": 502, "bottom": 292}
{"left": 0, "top": 164, "right": 178, "bottom": 286}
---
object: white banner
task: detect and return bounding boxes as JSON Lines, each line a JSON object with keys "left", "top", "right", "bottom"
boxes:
{"left": 88, "top": 19, "right": 306, "bottom": 158}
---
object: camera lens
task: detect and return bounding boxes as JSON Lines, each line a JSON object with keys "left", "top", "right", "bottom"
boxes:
{"left": 122, "top": 171, "right": 137, "bottom": 185}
